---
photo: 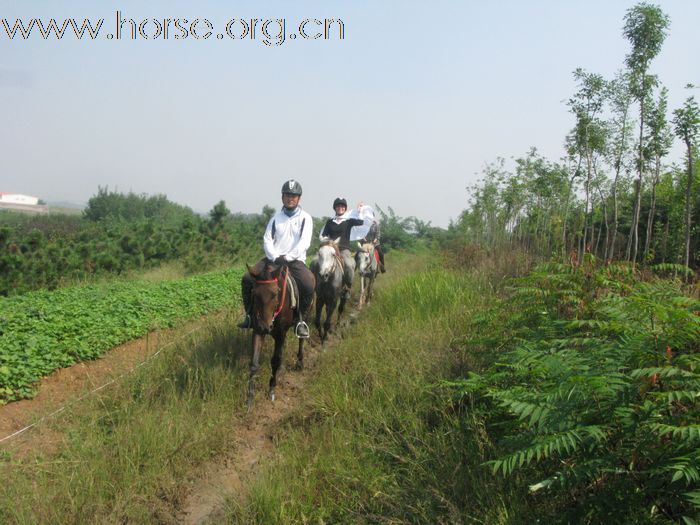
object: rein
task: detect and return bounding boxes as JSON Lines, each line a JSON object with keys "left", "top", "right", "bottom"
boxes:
{"left": 255, "top": 266, "right": 289, "bottom": 320}
{"left": 319, "top": 244, "right": 344, "bottom": 277}
{"left": 358, "top": 246, "right": 376, "bottom": 275}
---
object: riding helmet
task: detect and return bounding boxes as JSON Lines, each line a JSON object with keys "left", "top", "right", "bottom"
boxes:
{"left": 333, "top": 197, "right": 347, "bottom": 209}
{"left": 281, "top": 179, "right": 302, "bottom": 196}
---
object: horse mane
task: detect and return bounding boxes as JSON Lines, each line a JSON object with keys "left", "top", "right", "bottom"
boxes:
{"left": 249, "top": 261, "right": 281, "bottom": 282}
{"left": 319, "top": 239, "right": 342, "bottom": 258}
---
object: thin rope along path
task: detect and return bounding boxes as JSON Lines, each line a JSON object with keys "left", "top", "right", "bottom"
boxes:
{"left": 0, "top": 326, "right": 204, "bottom": 445}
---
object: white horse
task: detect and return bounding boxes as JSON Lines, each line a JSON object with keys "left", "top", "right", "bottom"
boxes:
{"left": 310, "top": 239, "right": 347, "bottom": 342}
{"left": 354, "top": 242, "right": 378, "bottom": 307}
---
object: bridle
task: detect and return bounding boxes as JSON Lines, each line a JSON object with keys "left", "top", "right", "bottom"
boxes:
{"left": 319, "top": 245, "right": 343, "bottom": 280}
{"left": 254, "top": 265, "right": 289, "bottom": 321}
{"left": 357, "top": 245, "right": 375, "bottom": 275}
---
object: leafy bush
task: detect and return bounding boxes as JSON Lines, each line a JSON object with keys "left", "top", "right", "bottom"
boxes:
{"left": 450, "top": 258, "right": 700, "bottom": 523}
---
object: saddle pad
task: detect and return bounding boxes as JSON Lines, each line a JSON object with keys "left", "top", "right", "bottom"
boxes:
{"left": 286, "top": 274, "right": 299, "bottom": 310}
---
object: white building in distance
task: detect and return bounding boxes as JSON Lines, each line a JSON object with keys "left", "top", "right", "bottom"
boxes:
{"left": 0, "top": 193, "right": 40, "bottom": 205}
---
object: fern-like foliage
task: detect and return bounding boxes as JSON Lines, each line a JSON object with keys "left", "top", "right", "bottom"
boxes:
{"left": 449, "top": 258, "right": 700, "bottom": 522}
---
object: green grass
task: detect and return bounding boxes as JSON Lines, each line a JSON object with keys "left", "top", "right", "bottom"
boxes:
{"left": 0, "top": 313, "right": 250, "bottom": 524}
{"left": 225, "top": 253, "right": 525, "bottom": 524}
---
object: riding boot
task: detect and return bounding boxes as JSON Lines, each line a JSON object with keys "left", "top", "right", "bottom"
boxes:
{"left": 295, "top": 295, "right": 312, "bottom": 339}
{"left": 237, "top": 313, "right": 252, "bottom": 329}
{"left": 377, "top": 248, "right": 386, "bottom": 273}
{"left": 295, "top": 320, "right": 310, "bottom": 338}
{"left": 238, "top": 275, "right": 254, "bottom": 328}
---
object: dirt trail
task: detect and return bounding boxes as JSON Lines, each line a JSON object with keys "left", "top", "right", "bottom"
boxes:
{"left": 180, "top": 353, "right": 307, "bottom": 524}
{"left": 179, "top": 314, "right": 355, "bottom": 525}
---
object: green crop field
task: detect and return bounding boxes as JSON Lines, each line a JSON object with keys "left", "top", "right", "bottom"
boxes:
{"left": 0, "top": 267, "right": 244, "bottom": 403}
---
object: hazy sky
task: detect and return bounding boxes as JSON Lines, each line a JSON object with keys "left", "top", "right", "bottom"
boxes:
{"left": 1, "top": 1, "right": 698, "bottom": 227}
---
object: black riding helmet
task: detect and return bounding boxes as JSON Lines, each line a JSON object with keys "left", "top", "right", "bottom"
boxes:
{"left": 282, "top": 179, "right": 302, "bottom": 196}
{"left": 333, "top": 197, "right": 347, "bottom": 210}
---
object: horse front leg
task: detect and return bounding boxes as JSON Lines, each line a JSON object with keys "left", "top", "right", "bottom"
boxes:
{"left": 358, "top": 275, "right": 366, "bottom": 308}
{"left": 315, "top": 296, "right": 324, "bottom": 338}
{"left": 269, "top": 332, "right": 285, "bottom": 401}
{"left": 295, "top": 338, "right": 305, "bottom": 370}
{"left": 247, "top": 332, "right": 263, "bottom": 410}
{"left": 323, "top": 297, "right": 337, "bottom": 342}
{"left": 338, "top": 287, "right": 347, "bottom": 319}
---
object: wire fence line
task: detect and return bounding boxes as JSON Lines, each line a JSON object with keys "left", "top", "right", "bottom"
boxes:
{"left": 0, "top": 325, "right": 205, "bottom": 446}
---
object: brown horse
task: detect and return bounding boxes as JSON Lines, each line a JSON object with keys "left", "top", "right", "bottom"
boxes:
{"left": 246, "top": 261, "right": 307, "bottom": 408}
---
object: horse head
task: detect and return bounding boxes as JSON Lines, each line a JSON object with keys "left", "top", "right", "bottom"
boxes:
{"left": 317, "top": 238, "right": 341, "bottom": 283}
{"left": 355, "top": 242, "right": 376, "bottom": 275}
{"left": 248, "top": 261, "right": 285, "bottom": 334}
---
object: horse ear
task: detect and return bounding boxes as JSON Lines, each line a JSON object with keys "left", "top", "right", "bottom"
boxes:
{"left": 357, "top": 241, "right": 362, "bottom": 250}
{"left": 332, "top": 238, "right": 340, "bottom": 246}
{"left": 246, "top": 263, "right": 257, "bottom": 277}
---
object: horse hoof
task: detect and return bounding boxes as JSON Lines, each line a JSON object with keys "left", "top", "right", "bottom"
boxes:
{"left": 269, "top": 390, "right": 276, "bottom": 402}
{"left": 294, "top": 361, "right": 304, "bottom": 371}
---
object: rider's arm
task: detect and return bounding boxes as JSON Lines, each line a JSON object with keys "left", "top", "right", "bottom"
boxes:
{"left": 263, "top": 215, "right": 279, "bottom": 261}
{"left": 287, "top": 212, "right": 313, "bottom": 261}
{"left": 319, "top": 220, "right": 329, "bottom": 241}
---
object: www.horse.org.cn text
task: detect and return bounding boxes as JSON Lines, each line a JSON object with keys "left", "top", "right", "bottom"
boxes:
{"left": 1, "top": 12, "right": 345, "bottom": 47}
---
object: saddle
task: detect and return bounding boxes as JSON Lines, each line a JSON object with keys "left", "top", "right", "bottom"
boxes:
{"left": 262, "top": 261, "right": 299, "bottom": 311}
{"left": 286, "top": 273, "right": 299, "bottom": 311}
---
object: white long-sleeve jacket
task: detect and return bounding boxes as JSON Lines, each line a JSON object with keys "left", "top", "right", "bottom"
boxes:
{"left": 263, "top": 207, "right": 313, "bottom": 262}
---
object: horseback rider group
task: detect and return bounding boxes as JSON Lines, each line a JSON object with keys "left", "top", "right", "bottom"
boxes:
{"left": 238, "top": 179, "right": 385, "bottom": 339}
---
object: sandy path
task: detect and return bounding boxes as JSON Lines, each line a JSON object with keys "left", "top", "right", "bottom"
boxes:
{"left": 179, "top": 314, "right": 355, "bottom": 524}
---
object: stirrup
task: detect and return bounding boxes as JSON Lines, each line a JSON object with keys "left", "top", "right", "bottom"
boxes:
{"left": 295, "top": 321, "right": 310, "bottom": 339}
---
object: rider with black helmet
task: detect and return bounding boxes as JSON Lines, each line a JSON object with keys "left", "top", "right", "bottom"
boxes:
{"left": 361, "top": 220, "right": 386, "bottom": 273}
{"left": 238, "top": 179, "right": 315, "bottom": 338}
{"left": 318, "top": 197, "right": 364, "bottom": 299}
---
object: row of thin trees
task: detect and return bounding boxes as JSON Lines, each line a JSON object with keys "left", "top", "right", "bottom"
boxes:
{"left": 457, "top": 3, "right": 699, "bottom": 268}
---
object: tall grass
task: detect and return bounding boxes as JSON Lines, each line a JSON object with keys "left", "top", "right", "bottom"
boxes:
{"left": 226, "top": 254, "right": 525, "bottom": 523}
{"left": 1, "top": 250, "right": 530, "bottom": 524}
{"left": 0, "top": 313, "right": 250, "bottom": 524}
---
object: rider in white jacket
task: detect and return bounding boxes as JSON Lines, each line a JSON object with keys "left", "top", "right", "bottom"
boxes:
{"left": 238, "top": 179, "right": 315, "bottom": 338}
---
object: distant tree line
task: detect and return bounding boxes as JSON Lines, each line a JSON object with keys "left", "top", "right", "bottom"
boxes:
{"left": 0, "top": 187, "right": 441, "bottom": 296}
{"left": 0, "top": 188, "right": 270, "bottom": 296}
{"left": 454, "top": 3, "right": 699, "bottom": 269}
